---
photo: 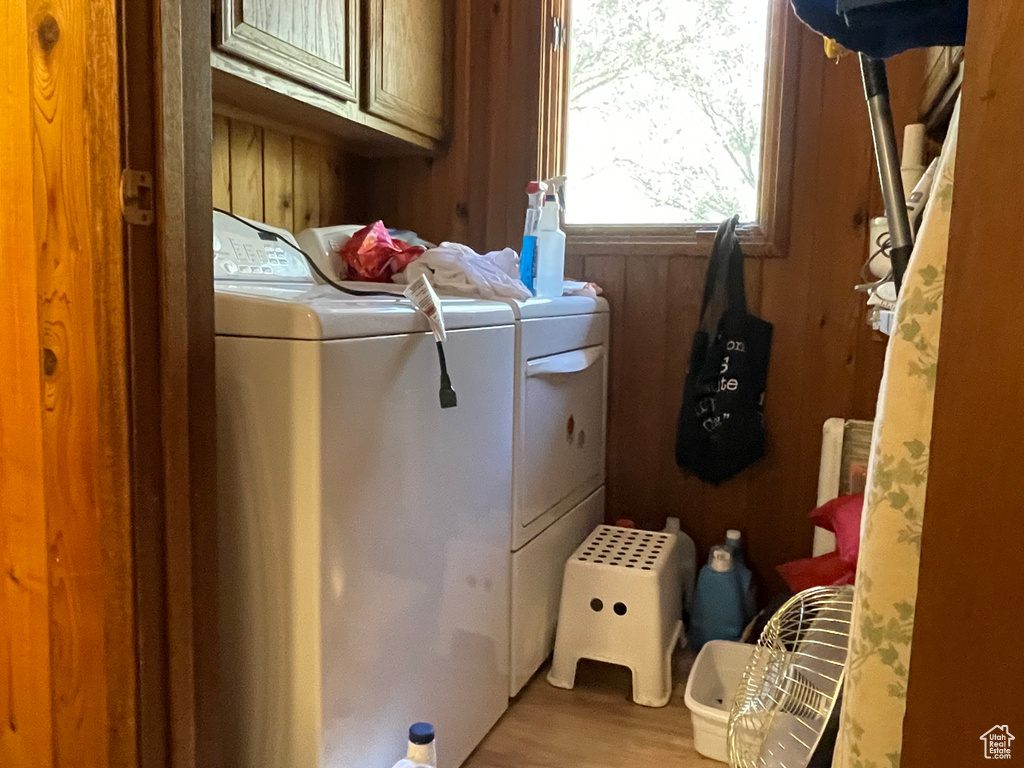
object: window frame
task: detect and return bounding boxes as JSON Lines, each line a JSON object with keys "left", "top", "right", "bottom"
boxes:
{"left": 539, "top": 0, "right": 801, "bottom": 257}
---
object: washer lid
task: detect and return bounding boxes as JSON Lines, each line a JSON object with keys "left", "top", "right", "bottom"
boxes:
{"left": 506, "top": 294, "right": 609, "bottom": 319}
{"left": 215, "top": 282, "right": 515, "bottom": 339}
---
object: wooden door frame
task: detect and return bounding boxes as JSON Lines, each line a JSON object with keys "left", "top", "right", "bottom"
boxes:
{"left": 901, "top": 3, "right": 1024, "bottom": 764}
{"left": 122, "top": 0, "right": 217, "bottom": 766}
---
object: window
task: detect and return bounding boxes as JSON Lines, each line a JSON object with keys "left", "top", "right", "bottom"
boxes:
{"left": 567, "top": 0, "right": 770, "bottom": 225}
{"left": 540, "top": 0, "right": 797, "bottom": 254}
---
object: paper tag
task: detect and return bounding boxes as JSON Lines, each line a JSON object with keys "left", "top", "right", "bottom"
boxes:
{"left": 403, "top": 273, "right": 447, "bottom": 342}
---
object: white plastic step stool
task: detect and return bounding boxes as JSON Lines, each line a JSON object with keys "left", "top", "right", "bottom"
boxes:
{"left": 547, "top": 525, "right": 682, "bottom": 707}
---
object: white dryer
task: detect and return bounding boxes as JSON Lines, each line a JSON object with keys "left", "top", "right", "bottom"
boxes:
{"left": 506, "top": 295, "right": 610, "bottom": 696}
{"left": 213, "top": 212, "right": 514, "bottom": 768}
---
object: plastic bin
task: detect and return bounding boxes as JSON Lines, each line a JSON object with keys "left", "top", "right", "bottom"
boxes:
{"left": 683, "top": 640, "right": 755, "bottom": 763}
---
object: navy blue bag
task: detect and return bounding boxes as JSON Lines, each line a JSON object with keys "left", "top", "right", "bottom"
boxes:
{"left": 790, "top": 0, "right": 968, "bottom": 59}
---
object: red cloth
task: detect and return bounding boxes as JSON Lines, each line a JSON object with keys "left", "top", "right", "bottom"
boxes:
{"left": 336, "top": 221, "right": 425, "bottom": 282}
{"left": 777, "top": 551, "right": 856, "bottom": 593}
{"left": 809, "top": 493, "right": 865, "bottom": 565}
{"left": 775, "top": 493, "right": 865, "bottom": 592}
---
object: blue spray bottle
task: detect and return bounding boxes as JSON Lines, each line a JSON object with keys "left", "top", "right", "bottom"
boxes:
{"left": 519, "top": 180, "right": 547, "bottom": 293}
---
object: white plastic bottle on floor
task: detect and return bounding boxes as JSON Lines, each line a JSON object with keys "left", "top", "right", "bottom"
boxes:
{"left": 724, "top": 529, "right": 757, "bottom": 623}
{"left": 663, "top": 517, "right": 698, "bottom": 614}
{"left": 392, "top": 723, "right": 437, "bottom": 768}
{"left": 534, "top": 176, "right": 566, "bottom": 298}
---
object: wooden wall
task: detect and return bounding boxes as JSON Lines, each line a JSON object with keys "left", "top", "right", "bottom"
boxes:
{"left": 208, "top": 5, "right": 925, "bottom": 595}
{"left": 567, "top": 42, "right": 924, "bottom": 595}
{"left": 359, "top": 12, "right": 925, "bottom": 594}
{"left": 0, "top": 1, "right": 136, "bottom": 766}
{"left": 211, "top": 113, "right": 350, "bottom": 230}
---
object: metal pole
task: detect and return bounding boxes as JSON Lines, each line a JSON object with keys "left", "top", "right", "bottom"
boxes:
{"left": 860, "top": 54, "right": 914, "bottom": 295}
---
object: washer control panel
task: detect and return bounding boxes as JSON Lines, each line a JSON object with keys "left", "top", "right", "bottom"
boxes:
{"left": 213, "top": 210, "right": 315, "bottom": 283}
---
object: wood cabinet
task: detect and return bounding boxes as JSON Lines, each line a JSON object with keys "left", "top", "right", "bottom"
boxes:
{"left": 217, "top": 0, "right": 359, "bottom": 101}
{"left": 213, "top": 0, "right": 449, "bottom": 148}
{"left": 365, "top": 0, "right": 448, "bottom": 139}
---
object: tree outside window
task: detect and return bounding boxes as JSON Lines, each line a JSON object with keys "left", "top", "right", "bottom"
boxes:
{"left": 565, "top": 0, "right": 770, "bottom": 225}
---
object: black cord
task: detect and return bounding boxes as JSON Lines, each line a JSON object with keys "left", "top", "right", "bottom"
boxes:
{"left": 215, "top": 207, "right": 458, "bottom": 408}
{"left": 436, "top": 341, "right": 458, "bottom": 409}
{"left": 213, "top": 207, "right": 405, "bottom": 298}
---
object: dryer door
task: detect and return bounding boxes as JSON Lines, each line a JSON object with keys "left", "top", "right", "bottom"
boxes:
{"left": 516, "top": 313, "right": 608, "bottom": 545}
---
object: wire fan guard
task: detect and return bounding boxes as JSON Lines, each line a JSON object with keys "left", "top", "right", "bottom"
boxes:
{"left": 727, "top": 586, "right": 854, "bottom": 768}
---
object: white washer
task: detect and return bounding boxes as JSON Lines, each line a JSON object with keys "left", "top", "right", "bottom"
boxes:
{"left": 214, "top": 213, "right": 514, "bottom": 768}
{"left": 293, "top": 224, "right": 610, "bottom": 697}
{"left": 506, "top": 295, "right": 609, "bottom": 696}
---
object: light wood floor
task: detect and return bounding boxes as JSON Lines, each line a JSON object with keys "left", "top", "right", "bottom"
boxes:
{"left": 464, "top": 651, "right": 719, "bottom": 768}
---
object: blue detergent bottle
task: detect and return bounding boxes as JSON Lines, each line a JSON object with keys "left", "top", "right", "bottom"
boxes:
{"left": 688, "top": 546, "right": 746, "bottom": 651}
{"left": 725, "top": 529, "right": 757, "bottom": 623}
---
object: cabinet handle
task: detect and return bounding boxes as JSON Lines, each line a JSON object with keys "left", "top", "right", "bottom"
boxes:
{"left": 526, "top": 346, "right": 604, "bottom": 377}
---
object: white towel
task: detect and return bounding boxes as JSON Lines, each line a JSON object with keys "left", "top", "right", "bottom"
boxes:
{"left": 396, "top": 242, "right": 532, "bottom": 301}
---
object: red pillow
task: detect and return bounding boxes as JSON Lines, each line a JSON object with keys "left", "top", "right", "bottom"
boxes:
{"left": 810, "top": 493, "right": 865, "bottom": 565}
{"left": 777, "top": 551, "right": 856, "bottom": 593}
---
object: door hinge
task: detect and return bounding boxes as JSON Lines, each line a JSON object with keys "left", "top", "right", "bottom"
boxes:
{"left": 551, "top": 16, "right": 566, "bottom": 51}
{"left": 121, "top": 169, "right": 154, "bottom": 226}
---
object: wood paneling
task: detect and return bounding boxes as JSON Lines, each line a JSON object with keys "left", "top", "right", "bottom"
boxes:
{"left": 1, "top": 1, "right": 135, "bottom": 765}
{"left": 572, "top": 40, "right": 923, "bottom": 596}
{"left": 262, "top": 129, "right": 295, "bottom": 230}
{"left": 293, "top": 138, "right": 323, "bottom": 230}
{"left": 361, "top": 3, "right": 925, "bottom": 594}
{"left": 213, "top": 115, "right": 233, "bottom": 210}
{"left": 228, "top": 120, "right": 265, "bottom": 220}
{"left": 213, "top": 114, "right": 350, "bottom": 227}
{"left": 902, "top": 3, "right": 1024, "bottom": 763}
{"left": 365, "top": 0, "right": 448, "bottom": 139}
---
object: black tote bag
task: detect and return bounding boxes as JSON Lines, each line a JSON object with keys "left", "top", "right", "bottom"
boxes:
{"left": 675, "top": 216, "right": 773, "bottom": 484}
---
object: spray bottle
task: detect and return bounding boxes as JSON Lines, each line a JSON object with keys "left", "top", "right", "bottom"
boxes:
{"left": 519, "top": 180, "right": 548, "bottom": 293}
{"left": 535, "top": 175, "right": 567, "bottom": 299}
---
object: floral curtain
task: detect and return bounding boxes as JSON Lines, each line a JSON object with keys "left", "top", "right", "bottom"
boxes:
{"left": 834, "top": 97, "right": 961, "bottom": 768}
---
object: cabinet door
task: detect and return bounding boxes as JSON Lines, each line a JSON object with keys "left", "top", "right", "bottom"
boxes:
{"left": 217, "top": 0, "right": 358, "bottom": 102}
{"left": 365, "top": 0, "right": 449, "bottom": 139}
